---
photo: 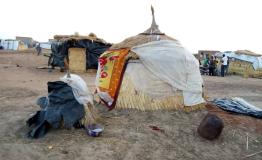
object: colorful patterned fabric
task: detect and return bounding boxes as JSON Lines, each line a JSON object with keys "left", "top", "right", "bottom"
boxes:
{"left": 97, "top": 48, "right": 130, "bottom": 109}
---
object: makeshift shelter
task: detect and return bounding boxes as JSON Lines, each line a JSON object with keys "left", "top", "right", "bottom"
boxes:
{"left": 50, "top": 33, "right": 111, "bottom": 72}
{"left": 68, "top": 48, "right": 86, "bottom": 72}
{"left": 222, "top": 50, "right": 262, "bottom": 78}
{"left": 96, "top": 6, "right": 205, "bottom": 111}
{"left": 16, "top": 36, "right": 34, "bottom": 48}
{"left": 39, "top": 42, "right": 52, "bottom": 55}
{"left": 0, "top": 39, "right": 28, "bottom": 50}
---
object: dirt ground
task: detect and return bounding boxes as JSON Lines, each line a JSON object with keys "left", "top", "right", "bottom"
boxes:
{"left": 0, "top": 51, "right": 261, "bottom": 160}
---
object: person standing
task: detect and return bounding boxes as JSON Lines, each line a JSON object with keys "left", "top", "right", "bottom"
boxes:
{"left": 203, "top": 56, "right": 209, "bottom": 75}
{"left": 208, "top": 56, "right": 215, "bottom": 76}
{"left": 221, "top": 54, "right": 228, "bottom": 77}
{"left": 225, "top": 57, "right": 230, "bottom": 75}
{"left": 214, "top": 56, "right": 219, "bottom": 76}
{"left": 36, "top": 43, "right": 42, "bottom": 56}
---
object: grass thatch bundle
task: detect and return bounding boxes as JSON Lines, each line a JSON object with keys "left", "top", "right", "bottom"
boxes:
{"left": 111, "top": 34, "right": 177, "bottom": 49}
{"left": 81, "top": 102, "right": 100, "bottom": 126}
{"left": 54, "top": 32, "right": 108, "bottom": 44}
{"left": 229, "top": 60, "right": 262, "bottom": 78}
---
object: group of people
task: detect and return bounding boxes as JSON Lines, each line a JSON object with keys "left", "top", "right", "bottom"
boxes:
{"left": 200, "top": 54, "right": 229, "bottom": 77}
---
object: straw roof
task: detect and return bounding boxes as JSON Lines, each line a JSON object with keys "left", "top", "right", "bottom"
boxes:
{"left": 110, "top": 6, "right": 177, "bottom": 49}
{"left": 111, "top": 34, "right": 177, "bottom": 49}
{"left": 235, "top": 50, "right": 261, "bottom": 57}
{"left": 54, "top": 33, "right": 109, "bottom": 44}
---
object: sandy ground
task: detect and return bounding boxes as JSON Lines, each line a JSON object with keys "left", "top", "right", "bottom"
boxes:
{"left": 0, "top": 51, "right": 262, "bottom": 160}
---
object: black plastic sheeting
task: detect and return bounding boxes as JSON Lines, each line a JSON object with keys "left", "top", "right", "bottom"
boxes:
{"left": 26, "top": 81, "right": 85, "bottom": 138}
{"left": 212, "top": 98, "right": 262, "bottom": 119}
{"left": 50, "top": 39, "right": 111, "bottom": 69}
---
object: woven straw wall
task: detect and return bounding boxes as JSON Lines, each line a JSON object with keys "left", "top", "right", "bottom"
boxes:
{"left": 17, "top": 43, "right": 28, "bottom": 51}
{"left": 229, "top": 60, "right": 262, "bottom": 78}
{"left": 115, "top": 75, "right": 184, "bottom": 111}
{"left": 68, "top": 48, "right": 86, "bottom": 73}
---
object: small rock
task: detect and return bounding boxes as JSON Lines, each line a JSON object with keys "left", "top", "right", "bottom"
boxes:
{"left": 61, "top": 150, "right": 69, "bottom": 154}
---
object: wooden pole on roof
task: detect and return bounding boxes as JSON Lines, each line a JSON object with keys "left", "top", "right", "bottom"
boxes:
{"left": 142, "top": 5, "right": 164, "bottom": 35}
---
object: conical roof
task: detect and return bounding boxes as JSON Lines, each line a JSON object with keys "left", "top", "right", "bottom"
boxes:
{"left": 111, "top": 6, "right": 177, "bottom": 49}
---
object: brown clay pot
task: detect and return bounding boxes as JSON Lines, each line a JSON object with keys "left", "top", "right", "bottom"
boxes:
{"left": 197, "top": 113, "right": 224, "bottom": 140}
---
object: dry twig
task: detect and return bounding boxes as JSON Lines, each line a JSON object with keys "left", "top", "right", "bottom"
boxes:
{"left": 244, "top": 150, "right": 262, "bottom": 159}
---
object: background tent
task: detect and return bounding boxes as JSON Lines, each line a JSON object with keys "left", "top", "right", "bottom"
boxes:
{"left": 219, "top": 50, "right": 262, "bottom": 78}
{"left": 0, "top": 39, "right": 28, "bottom": 50}
{"left": 39, "top": 42, "right": 52, "bottom": 55}
{"left": 96, "top": 6, "right": 205, "bottom": 111}
{"left": 16, "top": 36, "right": 35, "bottom": 48}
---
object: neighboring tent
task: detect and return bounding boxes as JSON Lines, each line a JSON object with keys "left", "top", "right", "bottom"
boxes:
{"left": 39, "top": 42, "right": 52, "bottom": 55}
{"left": 96, "top": 6, "right": 205, "bottom": 111}
{"left": 221, "top": 50, "right": 262, "bottom": 78}
{"left": 17, "top": 41, "right": 28, "bottom": 50}
{"left": 0, "top": 39, "right": 28, "bottom": 51}
{"left": 50, "top": 33, "right": 112, "bottom": 70}
{"left": 16, "top": 36, "right": 34, "bottom": 48}
{"left": 235, "top": 50, "right": 262, "bottom": 57}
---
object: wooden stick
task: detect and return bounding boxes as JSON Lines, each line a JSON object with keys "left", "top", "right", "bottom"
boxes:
{"left": 246, "top": 133, "right": 249, "bottom": 150}
{"left": 244, "top": 150, "right": 262, "bottom": 159}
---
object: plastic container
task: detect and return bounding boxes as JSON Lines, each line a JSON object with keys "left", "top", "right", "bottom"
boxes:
{"left": 86, "top": 124, "right": 104, "bottom": 137}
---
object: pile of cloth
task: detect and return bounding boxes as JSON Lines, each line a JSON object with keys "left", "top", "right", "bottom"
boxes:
{"left": 26, "top": 74, "right": 94, "bottom": 138}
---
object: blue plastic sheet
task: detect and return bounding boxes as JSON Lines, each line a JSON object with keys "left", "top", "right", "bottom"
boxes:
{"left": 212, "top": 98, "right": 262, "bottom": 119}
{"left": 50, "top": 39, "right": 111, "bottom": 69}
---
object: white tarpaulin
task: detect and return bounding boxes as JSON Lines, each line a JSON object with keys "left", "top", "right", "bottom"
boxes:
{"left": 124, "top": 60, "right": 178, "bottom": 99}
{"left": 131, "top": 40, "right": 205, "bottom": 106}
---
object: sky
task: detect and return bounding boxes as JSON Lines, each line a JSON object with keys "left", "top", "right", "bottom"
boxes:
{"left": 1, "top": 0, "right": 262, "bottom": 54}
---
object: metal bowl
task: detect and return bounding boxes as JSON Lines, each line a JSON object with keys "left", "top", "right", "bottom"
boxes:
{"left": 86, "top": 124, "right": 104, "bottom": 137}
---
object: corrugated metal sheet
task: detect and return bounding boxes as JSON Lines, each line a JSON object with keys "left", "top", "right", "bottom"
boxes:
{"left": 1, "top": 40, "right": 19, "bottom": 50}
{"left": 40, "top": 42, "right": 51, "bottom": 49}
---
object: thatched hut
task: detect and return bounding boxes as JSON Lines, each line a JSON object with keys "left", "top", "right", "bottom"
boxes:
{"left": 50, "top": 33, "right": 111, "bottom": 72}
{"left": 226, "top": 50, "right": 262, "bottom": 78}
{"left": 95, "top": 6, "right": 205, "bottom": 111}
